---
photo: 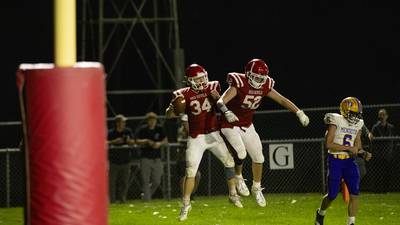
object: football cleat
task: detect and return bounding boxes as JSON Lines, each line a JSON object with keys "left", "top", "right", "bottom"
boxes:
{"left": 179, "top": 204, "right": 192, "bottom": 221}
{"left": 236, "top": 177, "right": 250, "bottom": 196}
{"left": 315, "top": 209, "right": 324, "bottom": 225}
{"left": 251, "top": 186, "right": 266, "bottom": 207}
{"left": 229, "top": 194, "right": 243, "bottom": 208}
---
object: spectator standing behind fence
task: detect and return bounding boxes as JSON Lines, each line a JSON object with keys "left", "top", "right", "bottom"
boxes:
{"left": 355, "top": 125, "right": 373, "bottom": 180}
{"left": 176, "top": 114, "right": 201, "bottom": 200}
{"left": 107, "top": 114, "right": 135, "bottom": 204}
{"left": 135, "top": 112, "right": 168, "bottom": 201}
{"left": 371, "top": 108, "right": 396, "bottom": 193}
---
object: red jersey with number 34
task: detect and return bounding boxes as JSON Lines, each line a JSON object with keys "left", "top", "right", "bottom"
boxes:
{"left": 220, "top": 72, "right": 275, "bottom": 128}
{"left": 173, "top": 81, "right": 220, "bottom": 138}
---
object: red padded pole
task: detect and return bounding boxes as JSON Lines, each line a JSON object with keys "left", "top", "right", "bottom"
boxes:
{"left": 17, "top": 63, "right": 108, "bottom": 225}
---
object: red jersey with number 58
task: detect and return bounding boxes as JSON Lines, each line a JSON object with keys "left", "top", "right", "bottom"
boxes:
{"left": 220, "top": 73, "right": 275, "bottom": 128}
{"left": 173, "top": 81, "right": 220, "bottom": 138}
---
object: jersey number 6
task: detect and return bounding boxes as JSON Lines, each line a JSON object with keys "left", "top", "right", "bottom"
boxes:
{"left": 343, "top": 134, "right": 352, "bottom": 146}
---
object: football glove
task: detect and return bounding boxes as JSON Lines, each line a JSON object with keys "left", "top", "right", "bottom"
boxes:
{"left": 296, "top": 110, "right": 310, "bottom": 127}
{"left": 224, "top": 110, "right": 239, "bottom": 123}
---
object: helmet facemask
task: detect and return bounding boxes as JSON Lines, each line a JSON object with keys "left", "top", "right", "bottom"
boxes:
{"left": 187, "top": 72, "right": 208, "bottom": 91}
{"left": 247, "top": 71, "right": 267, "bottom": 89}
{"left": 344, "top": 110, "right": 362, "bottom": 125}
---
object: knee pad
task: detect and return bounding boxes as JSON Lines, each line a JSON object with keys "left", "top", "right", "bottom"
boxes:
{"left": 224, "top": 155, "right": 235, "bottom": 168}
{"left": 251, "top": 154, "right": 264, "bottom": 164}
{"left": 348, "top": 183, "right": 360, "bottom": 196}
{"left": 224, "top": 167, "right": 236, "bottom": 180}
{"left": 185, "top": 167, "right": 197, "bottom": 178}
{"left": 185, "top": 162, "right": 197, "bottom": 178}
{"left": 236, "top": 147, "right": 247, "bottom": 160}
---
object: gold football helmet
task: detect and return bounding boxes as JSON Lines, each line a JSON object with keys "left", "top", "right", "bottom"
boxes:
{"left": 340, "top": 97, "right": 363, "bottom": 124}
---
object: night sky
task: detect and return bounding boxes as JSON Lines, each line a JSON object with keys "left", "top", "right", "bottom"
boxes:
{"left": 1, "top": 0, "right": 399, "bottom": 122}
{"left": 180, "top": 1, "right": 399, "bottom": 107}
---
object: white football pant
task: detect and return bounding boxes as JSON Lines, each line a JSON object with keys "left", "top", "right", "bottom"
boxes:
{"left": 221, "top": 124, "right": 264, "bottom": 163}
{"left": 185, "top": 131, "right": 235, "bottom": 178}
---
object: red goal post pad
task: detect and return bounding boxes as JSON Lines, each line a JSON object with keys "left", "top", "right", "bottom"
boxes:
{"left": 16, "top": 62, "right": 108, "bottom": 225}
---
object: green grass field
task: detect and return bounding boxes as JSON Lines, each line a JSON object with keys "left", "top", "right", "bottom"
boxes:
{"left": 1, "top": 193, "right": 399, "bottom": 225}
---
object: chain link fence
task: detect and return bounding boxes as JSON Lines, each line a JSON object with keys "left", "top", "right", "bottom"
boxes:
{"left": 1, "top": 104, "right": 399, "bottom": 207}
{"left": 0, "top": 148, "right": 25, "bottom": 207}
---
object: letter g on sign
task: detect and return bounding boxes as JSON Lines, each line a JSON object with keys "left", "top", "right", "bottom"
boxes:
{"left": 269, "top": 144, "right": 294, "bottom": 170}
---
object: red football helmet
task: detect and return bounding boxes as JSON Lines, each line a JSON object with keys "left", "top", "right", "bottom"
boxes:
{"left": 185, "top": 64, "right": 209, "bottom": 91}
{"left": 245, "top": 59, "right": 269, "bottom": 89}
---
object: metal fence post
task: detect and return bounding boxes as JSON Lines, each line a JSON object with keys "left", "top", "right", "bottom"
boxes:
{"left": 6, "top": 148, "right": 10, "bottom": 208}
{"left": 207, "top": 151, "right": 212, "bottom": 196}
{"left": 166, "top": 145, "right": 171, "bottom": 200}
{"left": 320, "top": 141, "right": 326, "bottom": 194}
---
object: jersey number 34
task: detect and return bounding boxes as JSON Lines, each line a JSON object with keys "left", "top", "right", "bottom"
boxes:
{"left": 190, "top": 98, "right": 212, "bottom": 115}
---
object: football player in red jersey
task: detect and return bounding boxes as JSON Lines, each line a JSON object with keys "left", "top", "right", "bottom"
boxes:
{"left": 216, "top": 59, "right": 310, "bottom": 207}
{"left": 166, "top": 64, "right": 242, "bottom": 221}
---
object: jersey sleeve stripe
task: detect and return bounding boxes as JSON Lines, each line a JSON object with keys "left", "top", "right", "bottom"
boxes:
{"left": 174, "top": 90, "right": 184, "bottom": 98}
{"left": 268, "top": 77, "right": 275, "bottom": 89}
{"left": 238, "top": 74, "right": 244, "bottom": 87}
{"left": 209, "top": 81, "right": 215, "bottom": 90}
{"left": 231, "top": 74, "right": 241, "bottom": 88}
{"left": 232, "top": 73, "right": 244, "bottom": 88}
{"left": 214, "top": 81, "right": 219, "bottom": 91}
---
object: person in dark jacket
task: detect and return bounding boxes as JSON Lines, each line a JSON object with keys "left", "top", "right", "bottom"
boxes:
{"left": 108, "top": 114, "right": 135, "bottom": 203}
{"left": 370, "top": 109, "right": 396, "bottom": 193}
{"left": 136, "top": 112, "right": 168, "bottom": 201}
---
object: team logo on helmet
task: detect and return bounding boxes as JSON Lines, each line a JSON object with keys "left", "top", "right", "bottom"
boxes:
{"left": 340, "top": 97, "right": 363, "bottom": 124}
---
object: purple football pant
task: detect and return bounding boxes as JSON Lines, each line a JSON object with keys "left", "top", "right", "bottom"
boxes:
{"left": 327, "top": 154, "right": 360, "bottom": 200}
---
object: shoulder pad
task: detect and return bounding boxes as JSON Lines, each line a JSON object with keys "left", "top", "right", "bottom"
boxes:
{"left": 172, "top": 89, "right": 186, "bottom": 99}
{"left": 266, "top": 76, "right": 275, "bottom": 90}
{"left": 357, "top": 119, "right": 364, "bottom": 130}
{"left": 324, "top": 113, "right": 340, "bottom": 125}
{"left": 227, "top": 73, "right": 244, "bottom": 88}
{"left": 208, "top": 80, "right": 220, "bottom": 92}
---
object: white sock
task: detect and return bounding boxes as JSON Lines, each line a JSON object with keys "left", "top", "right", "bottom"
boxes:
{"left": 236, "top": 174, "right": 243, "bottom": 179}
{"left": 348, "top": 216, "right": 355, "bottom": 225}
{"left": 252, "top": 181, "right": 261, "bottom": 188}
{"left": 229, "top": 185, "right": 237, "bottom": 196}
{"left": 318, "top": 208, "right": 326, "bottom": 216}
{"left": 183, "top": 197, "right": 190, "bottom": 205}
